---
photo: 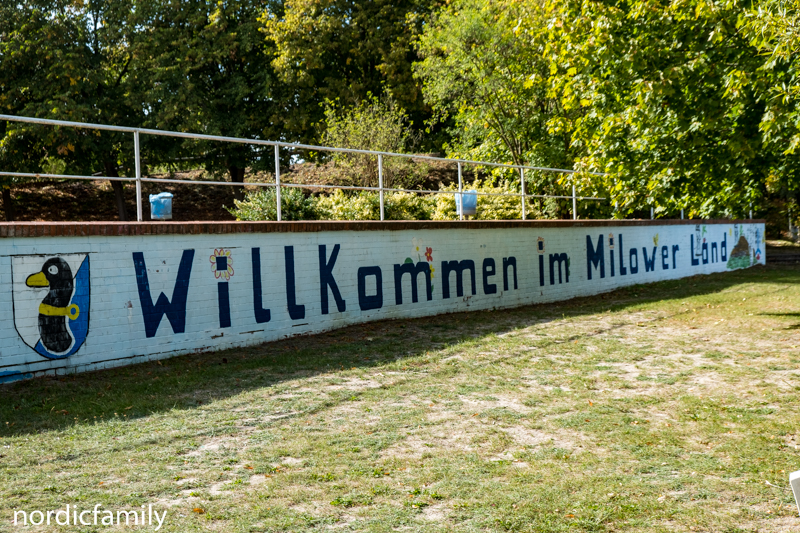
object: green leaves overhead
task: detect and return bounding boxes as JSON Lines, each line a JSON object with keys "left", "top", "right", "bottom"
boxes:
{"left": 261, "top": 0, "right": 435, "bottom": 144}
{"left": 134, "top": 0, "right": 286, "bottom": 199}
{"left": 1, "top": 0, "right": 798, "bottom": 222}
{"left": 543, "top": 0, "right": 800, "bottom": 217}
{"left": 0, "top": 0, "right": 141, "bottom": 219}
{"left": 415, "top": 0, "right": 575, "bottom": 171}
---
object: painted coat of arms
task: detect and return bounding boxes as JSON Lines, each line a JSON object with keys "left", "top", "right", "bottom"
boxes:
{"left": 11, "top": 254, "right": 90, "bottom": 359}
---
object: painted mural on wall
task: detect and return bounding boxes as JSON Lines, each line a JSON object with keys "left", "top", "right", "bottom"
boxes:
{"left": 723, "top": 224, "right": 763, "bottom": 270}
{"left": 0, "top": 222, "right": 765, "bottom": 382}
{"left": 11, "top": 254, "right": 90, "bottom": 359}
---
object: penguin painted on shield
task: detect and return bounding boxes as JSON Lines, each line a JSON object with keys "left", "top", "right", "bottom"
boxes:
{"left": 26, "top": 258, "right": 80, "bottom": 353}
{"left": 14, "top": 254, "right": 90, "bottom": 359}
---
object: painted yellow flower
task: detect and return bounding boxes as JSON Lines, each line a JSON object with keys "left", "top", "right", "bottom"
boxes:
{"left": 210, "top": 249, "right": 234, "bottom": 280}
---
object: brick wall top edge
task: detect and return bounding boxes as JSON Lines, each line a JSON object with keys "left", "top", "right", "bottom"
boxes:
{"left": 0, "top": 219, "right": 765, "bottom": 238}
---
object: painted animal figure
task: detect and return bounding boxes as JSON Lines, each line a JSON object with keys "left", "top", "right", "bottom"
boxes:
{"left": 25, "top": 258, "right": 79, "bottom": 353}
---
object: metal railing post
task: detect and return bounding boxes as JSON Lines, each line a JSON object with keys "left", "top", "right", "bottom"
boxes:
{"left": 613, "top": 178, "right": 618, "bottom": 217}
{"left": 520, "top": 168, "right": 527, "bottom": 220}
{"left": 650, "top": 207, "right": 654, "bottom": 220}
{"left": 749, "top": 203, "right": 753, "bottom": 220}
{"left": 274, "top": 145, "right": 281, "bottom": 222}
{"left": 134, "top": 130, "right": 143, "bottom": 222}
{"left": 681, "top": 209, "right": 684, "bottom": 220}
{"left": 378, "top": 154, "right": 384, "bottom": 221}
{"left": 457, "top": 162, "right": 463, "bottom": 221}
{"left": 572, "top": 183, "right": 577, "bottom": 220}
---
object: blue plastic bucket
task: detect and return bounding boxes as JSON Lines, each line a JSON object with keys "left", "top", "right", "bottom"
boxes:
{"left": 456, "top": 190, "right": 477, "bottom": 216}
{"left": 149, "top": 192, "right": 173, "bottom": 220}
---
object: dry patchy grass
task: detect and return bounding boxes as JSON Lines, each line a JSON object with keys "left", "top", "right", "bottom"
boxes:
{"left": 2, "top": 265, "right": 800, "bottom": 532}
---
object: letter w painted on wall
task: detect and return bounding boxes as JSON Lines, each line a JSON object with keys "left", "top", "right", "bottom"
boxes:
{"left": 132, "top": 250, "right": 195, "bottom": 337}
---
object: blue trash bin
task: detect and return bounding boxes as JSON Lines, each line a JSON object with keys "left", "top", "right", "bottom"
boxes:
{"left": 456, "top": 190, "right": 477, "bottom": 216}
{"left": 149, "top": 192, "right": 173, "bottom": 220}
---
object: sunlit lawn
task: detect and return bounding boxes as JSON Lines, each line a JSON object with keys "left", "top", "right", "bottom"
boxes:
{"left": 2, "top": 264, "right": 800, "bottom": 532}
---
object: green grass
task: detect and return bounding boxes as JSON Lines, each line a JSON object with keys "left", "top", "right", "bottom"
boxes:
{"left": 2, "top": 265, "right": 800, "bottom": 532}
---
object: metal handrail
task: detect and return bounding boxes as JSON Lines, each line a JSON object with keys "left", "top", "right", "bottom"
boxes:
{"left": 0, "top": 114, "right": 607, "bottom": 221}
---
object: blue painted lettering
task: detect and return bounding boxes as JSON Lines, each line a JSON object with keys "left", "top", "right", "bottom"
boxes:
{"left": 358, "top": 266, "right": 383, "bottom": 311}
{"left": 503, "top": 257, "right": 518, "bottom": 291}
{"left": 251, "top": 248, "right": 271, "bottom": 324}
{"left": 586, "top": 235, "right": 605, "bottom": 280}
{"left": 284, "top": 246, "right": 305, "bottom": 320}
{"left": 442, "top": 260, "right": 476, "bottom": 298}
{"left": 132, "top": 250, "right": 194, "bottom": 338}
{"left": 319, "top": 244, "right": 346, "bottom": 314}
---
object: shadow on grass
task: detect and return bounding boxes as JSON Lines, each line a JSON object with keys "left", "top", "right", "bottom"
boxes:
{"left": 0, "top": 264, "right": 796, "bottom": 438}
{"left": 758, "top": 310, "right": 800, "bottom": 329}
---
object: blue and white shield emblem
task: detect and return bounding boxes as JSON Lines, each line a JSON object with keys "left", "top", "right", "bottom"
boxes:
{"left": 12, "top": 254, "right": 90, "bottom": 359}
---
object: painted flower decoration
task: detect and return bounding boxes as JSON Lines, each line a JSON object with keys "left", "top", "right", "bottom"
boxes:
{"left": 210, "top": 249, "right": 234, "bottom": 280}
{"left": 411, "top": 237, "right": 423, "bottom": 258}
{"left": 425, "top": 247, "right": 433, "bottom": 262}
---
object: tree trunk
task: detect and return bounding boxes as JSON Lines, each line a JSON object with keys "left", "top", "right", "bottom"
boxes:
{"left": 229, "top": 166, "right": 246, "bottom": 202}
{"left": 2, "top": 187, "right": 14, "bottom": 222}
{"left": 105, "top": 163, "right": 128, "bottom": 221}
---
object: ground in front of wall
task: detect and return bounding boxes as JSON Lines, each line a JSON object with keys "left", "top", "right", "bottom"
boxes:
{"left": 1, "top": 264, "right": 799, "bottom": 532}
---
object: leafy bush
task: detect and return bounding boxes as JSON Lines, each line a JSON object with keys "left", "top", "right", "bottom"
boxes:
{"left": 315, "top": 190, "right": 379, "bottom": 220}
{"left": 227, "top": 187, "right": 318, "bottom": 221}
{"left": 321, "top": 94, "right": 429, "bottom": 190}
{"left": 315, "top": 190, "right": 435, "bottom": 221}
{"left": 384, "top": 192, "right": 436, "bottom": 221}
{"left": 433, "top": 179, "right": 543, "bottom": 220}
{"left": 229, "top": 179, "right": 557, "bottom": 222}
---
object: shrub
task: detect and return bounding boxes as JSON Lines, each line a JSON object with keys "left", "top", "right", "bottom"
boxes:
{"left": 228, "top": 179, "right": 557, "bottom": 222}
{"left": 315, "top": 190, "right": 436, "bottom": 221}
{"left": 384, "top": 192, "right": 436, "bottom": 221}
{"left": 315, "top": 190, "right": 379, "bottom": 220}
{"left": 321, "top": 94, "right": 429, "bottom": 190}
{"left": 227, "top": 187, "right": 318, "bottom": 221}
{"left": 432, "top": 179, "right": 541, "bottom": 220}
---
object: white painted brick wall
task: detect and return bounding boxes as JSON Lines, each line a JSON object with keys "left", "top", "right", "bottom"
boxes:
{"left": 0, "top": 221, "right": 765, "bottom": 382}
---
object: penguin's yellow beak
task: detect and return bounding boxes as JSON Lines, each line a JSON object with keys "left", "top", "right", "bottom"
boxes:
{"left": 26, "top": 271, "right": 48, "bottom": 287}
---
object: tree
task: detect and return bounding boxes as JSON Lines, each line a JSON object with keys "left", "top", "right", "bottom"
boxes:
{"left": 416, "top": 0, "right": 570, "bottom": 166}
{"left": 543, "top": 0, "right": 800, "bottom": 218}
{"left": 739, "top": 0, "right": 800, "bottom": 226}
{"left": 134, "top": 0, "right": 287, "bottom": 201}
{"left": 321, "top": 94, "right": 428, "bottom": 189}
{"left": 261, "top": 0, "right": 435, "bottom": 144}
{"left": 414, "top": 0, "right": 581, "bottom": 206}
{"left": 0, "top": 0, "right": 142, "bottom": 221}
{"left": 742, "top": 0, "right": 800, "bottom": 159}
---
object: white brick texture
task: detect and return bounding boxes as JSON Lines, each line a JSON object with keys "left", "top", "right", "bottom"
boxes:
{"left": 0, "top": 221, "right": 765, "bottom": 382}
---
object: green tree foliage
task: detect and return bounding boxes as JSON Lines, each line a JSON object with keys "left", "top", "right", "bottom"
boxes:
{"left": 743, "top": 0, "right": 800, "bottom": 152}
{"left": 320, "top": 95, "right": 428, "bottom": 189}
{"left": 432, "top": 179, "right": 561, "bottom": 220}
{"left": 543, "top": 0, "right": 800, "bottom": 218}
{"left": 227, "top": 186, "right": 319, "bottom": 221}
{"left": 261, "top": 0, "right": 435, "bottom": 144}
{"left": 6, "top": 0, "right": 800, "bottom": 225}
{"left": 135, "top": 0, "right": 286, "bottom": 201}
{"left": 0, "top": 0, "right": 141, "bottom": 220}
{"left": 227, "top": 188, "right": 437, "bottom": 221}
{"left": 415, "top": 0, "right": 575, "bottom": 170}
{"left": 739, "top": 0, "right": 800, "bottom": 224}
